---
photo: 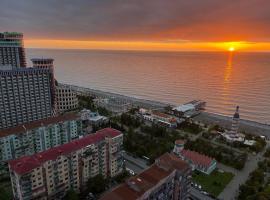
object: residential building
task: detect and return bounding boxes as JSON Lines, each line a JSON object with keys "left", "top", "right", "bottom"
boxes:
{"left": 0, "top": 113, "right": 83, "bottom": 161}
{"left": 9, "top": 128, "right": 123, "bottom": 200}
{"left": 0, "top": 66, "right": 54, "bottom": 130}
{"left": 80, "top": 109, "right": 108, "bottom": 126}
{"left": 56, "top": 84, "right": 78, "bottom": 113}
{"left": 100, "top": 153, "right": 191, "bottom": 200}
{"left": 173, "top": 140, "right": 216, "bottom": 175}
{"left": 0, "top": 32, "right": 26, "bottom": 68}
{"left": 31, "top": 58, "right": 57, "bottom": 113}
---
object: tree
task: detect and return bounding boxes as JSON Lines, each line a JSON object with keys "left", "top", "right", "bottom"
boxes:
{"left": 87, "top": 174, "right": 107, "bottom": 194}
{"left": 63, "top": 189, "right": 79, "bottom": 200}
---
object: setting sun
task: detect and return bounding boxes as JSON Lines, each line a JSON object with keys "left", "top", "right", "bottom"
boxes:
{"left": 229, "top": 47, "right": 235, "bottom": 52}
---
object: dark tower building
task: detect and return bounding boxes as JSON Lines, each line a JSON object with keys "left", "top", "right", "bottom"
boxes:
{"left": 0, "top": 32, "right": 26, "bottom": 68}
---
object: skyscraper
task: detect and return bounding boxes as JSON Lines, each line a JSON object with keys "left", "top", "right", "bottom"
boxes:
{"left": 0, "top": 32, "right": 26, "bottom": 68}
{"left": 0, "top": 66, "right": 54, "bottom": 129}
{"left": 31, "top": 58, "right": 57, "bottom": 113}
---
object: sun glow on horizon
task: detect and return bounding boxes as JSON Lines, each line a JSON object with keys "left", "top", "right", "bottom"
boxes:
{"left": 24, "top": 39, "right": 270, "bottom": 52}
{"left": 228, "top": 47, "right": 235, "bottom": 52}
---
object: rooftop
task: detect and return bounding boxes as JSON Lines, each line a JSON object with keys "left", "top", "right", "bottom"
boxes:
{"left": 100, "top": 153, "right": 189, "bottom": 200}
{"left": 0, "top": 113, "right": 79, "bottom": 138}
{"left": 173, "top": 104, "right": 195, "bottom": 112}
{"left": 151, "top": 111, "right": 171, "bottom": 119}
{"left": 175, "top": 139, "right": 185, "bottom": 145}
{"left": 9, "top": 128, "right": 122, "bottom": 175}
{"left": 180, "top": 149, "right": 214, "bottom": 167}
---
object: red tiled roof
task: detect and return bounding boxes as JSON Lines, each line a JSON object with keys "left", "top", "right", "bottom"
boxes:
{"left": 100, "top": 153, "right": 190, "bottom": 200}
{"left": 9, "top": 128, "right": 122, "bottom": 175}
{"left": 175, "top": 140, "right": 185, "bottom": 145}
{"left": 151, "top": 111, "right": 171, "bottom": 118}
{"left": 180, "top": 149, "right": 214, "bottom": 167}
{"left": 0, "top": 113, "right": 79, "bottom": 138}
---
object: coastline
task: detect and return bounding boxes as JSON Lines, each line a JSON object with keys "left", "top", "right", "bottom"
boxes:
{"left": 62, "top": 83, "right": 270, "bottom": 137}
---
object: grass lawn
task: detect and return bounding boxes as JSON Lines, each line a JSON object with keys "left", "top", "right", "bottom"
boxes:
{"left": 192, "top": 169, "right": 234, "bottom": 197}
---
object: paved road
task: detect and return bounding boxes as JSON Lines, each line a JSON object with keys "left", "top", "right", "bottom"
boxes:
{"left": 218, "top": 142, "right": 270, "bottom": 200}
{"left": 189, "top": 187, "right": 216, "bottom": 200}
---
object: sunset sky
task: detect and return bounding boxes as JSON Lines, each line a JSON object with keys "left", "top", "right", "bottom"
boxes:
{"left": 1, "top": 0, "right": 270, "bottom": 51}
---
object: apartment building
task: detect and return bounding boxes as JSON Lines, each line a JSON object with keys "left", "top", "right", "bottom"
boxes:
{"left": 31, "top": 58, "right": 57, "bottom": 113}
{"left": 0, "top": 66, "right": 54, "bottom": 130}
{"left": 56, "top": 84, "right": 79, "bottom": 113}
{"left": 101, "top": 153, "right": 191, "bottom": 200}
{"left": 0, "top": 113, "right": 83, "bottom": 161}
{"left": 0, "top": 32, "right": 26, "bottom": 68}
{"left": 9, "top": 128, "right": 123, "bottom": 200}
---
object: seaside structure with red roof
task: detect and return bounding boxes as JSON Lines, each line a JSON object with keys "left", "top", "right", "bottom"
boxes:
{"left": 140, "top": 109, "right": 177, "bottom": 128}
{"left": 0, "top": 113, "right": 83, "bottom": 161}
{"left": 173, "top": 140, "right": 216, "bottom": 175}
{"left": 8, "top": 128, "right": 123, "bottom": 200}
{"left": 100, "top": 153, "right": 191, "bottom": 200}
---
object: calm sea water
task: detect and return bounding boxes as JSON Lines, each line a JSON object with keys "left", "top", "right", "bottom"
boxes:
{"left": 26, "top": 49, "right": 270, "bottom": 123}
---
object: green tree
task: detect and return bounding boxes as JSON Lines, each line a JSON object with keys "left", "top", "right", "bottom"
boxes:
{"left": 87, "top": 174, "right": 107, "bottom": 194}
{"left": 63, "top": 189, "right": 79, "bottom": 200}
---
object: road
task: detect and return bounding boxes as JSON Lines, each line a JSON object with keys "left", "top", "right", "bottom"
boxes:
{"left": 218, "top": 141, "right": 270, "bottom": 200}
{"left": 189, "top": 187, "right": 216, "bottom": 200}
{"left": 122, "top": 152, "right": 148, "bottom": 174}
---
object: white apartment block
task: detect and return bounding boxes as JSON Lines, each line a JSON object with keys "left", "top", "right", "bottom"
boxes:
{"left": 9, "top": 128, "right": 123, "bottom": 200}
{"left": 0, "top": 113, "right": 83, "bottom": 161}
{"left": 56, "top": 84, "right": 79, "bottom": 113}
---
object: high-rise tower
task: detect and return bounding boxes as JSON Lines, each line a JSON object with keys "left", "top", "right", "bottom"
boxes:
{"left": 0, "top": 32, "right": 26, "bottom": 68}
{"left": 230, "top": 106, "right": 240, "bottom": 134}
{"left": 0, "top": 67, "right": 53, "bottom": 129}
{"left": 31, "top": 58, "right": 57, "bottom": 114}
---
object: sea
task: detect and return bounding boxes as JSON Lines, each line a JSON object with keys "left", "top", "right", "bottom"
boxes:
{"left": 26, "top": 49, "right": 270, "bottom": 124}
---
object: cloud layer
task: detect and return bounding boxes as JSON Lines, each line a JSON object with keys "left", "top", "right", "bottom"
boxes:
{"left": 1, "top": 0, "right": 270, "bottom": 42}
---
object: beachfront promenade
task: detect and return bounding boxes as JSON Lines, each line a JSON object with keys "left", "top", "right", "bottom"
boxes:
{"left": 61, "top": 83, "right": 270, "bottom": 137}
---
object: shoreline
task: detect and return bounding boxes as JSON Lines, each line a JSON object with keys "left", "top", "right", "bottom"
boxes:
{"left": 62, "top": 83, "right": 270, "bottom": 137}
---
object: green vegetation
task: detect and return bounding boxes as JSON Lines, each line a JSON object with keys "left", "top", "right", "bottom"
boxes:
{"left": 64, "top": 189, "right": 79, "bottom": 200}
{"left": 185, "top": 139, "right": 247, "bottom": 170}
{"left": 77, "top": 95, "right": 96, "bottom": 111}
{"left": 238, "top": 159, "right": 270, "bottom": 200}
{"left": 113, "top": 170, "right": 130, "bottom": 184}
{"left": 86, "top": 174, "right": 107, "bottom": 195}
{"left": 207, "top": 124, "right": 224, "bottom": 133}
{"left": 264, "top": 147, "right": 270, "bottom": 158}
{"left": 124, "top": 125, "right": 187, "bottom": 163}
{"left": 0, "top": 175, "right": 12, "bottom": 200}
{"left": 192, "top": 170, "right": 234, "bottom": 197}
{"left": 178, "top": 120, "right": 202, "bottom": 134}
{"left": 77, "top": 95, "right": 112, "bottom": 116}
{"left": 120, "top": 113, "right": 142, "bottom": 128}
